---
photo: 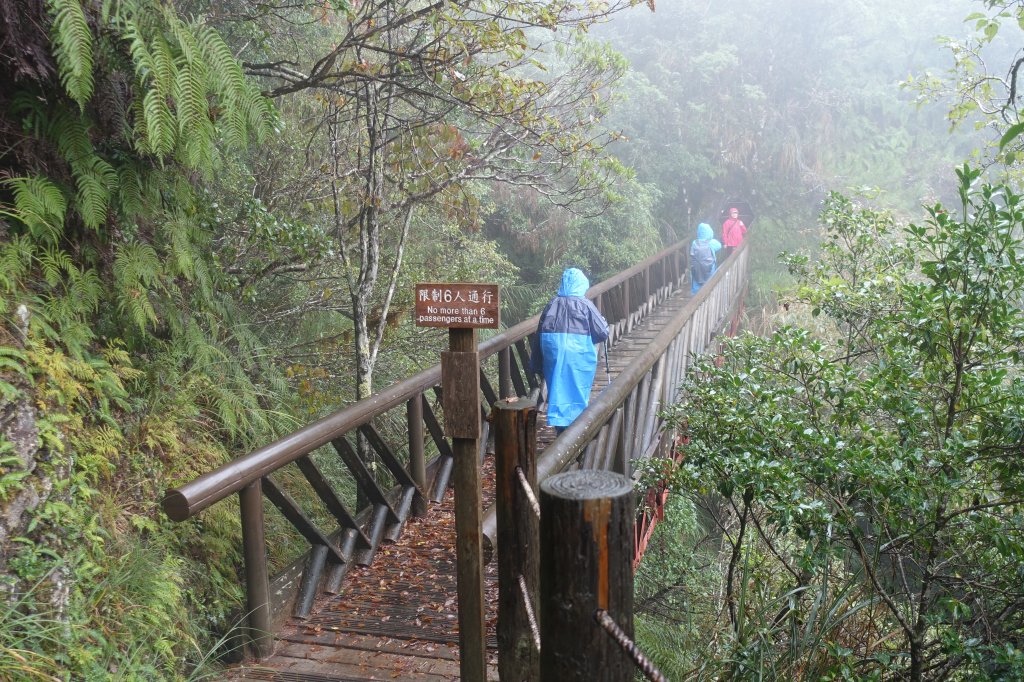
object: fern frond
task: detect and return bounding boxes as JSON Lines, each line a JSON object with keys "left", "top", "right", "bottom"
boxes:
{"left": 221, "top": 106, "right": 248, "bottom": 150}
{"left": 39, "top": 246, "right": 75, "bottom": 287}
{"left": 174, "top": 60, "right": 208, "bottom": 132}
{"left": 166, "top": 213, "right": 197, "bottom": 280}
{"left": 149, "top": 34, "right": 176, "bottom": 97}
{"left": 117, "top": 164, "right": 144, "bottom": 218}
{"left": 49, "top": 108, "right": 94, "bottom": 165}
{"left": 124, "top": 18, "right": 155, "bottom": 82}
{"left": 0, "top": 234, "right": 36, "bottom": 294}
{"left": 75, "top": 156, "right": 118, "bottom": 229}
{"left": 165, "top": 9, "right": 199, "bottom": 66}
{"left": 113, "top": 241, "right": 162, "bottom": 329}
{"left": 142, "top": 87, "right": 175, "bottom": 157}
{"left": 48, "top": 0, "right": 95, "bottom": 107}
{"left": 68, "top": 267, "right": 103, "bottom": 313}
{"left": 5, "top": 176, "right": 68, "bottom": 243}
{"left": 243, "top": 91, "right": 276, "bottom": 141}
{"left": 196, "top": 25, "right": 245, "bottom": 101}
{"left": 181, "top": 117, "right": 218, "bottom": 172}
{"left": 194, "top": 24, "right": 274, "bottom": 144}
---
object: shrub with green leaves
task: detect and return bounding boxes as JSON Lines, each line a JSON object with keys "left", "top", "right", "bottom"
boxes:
{"left": 659, "top": 166, "right": 1024, "bottom": 680}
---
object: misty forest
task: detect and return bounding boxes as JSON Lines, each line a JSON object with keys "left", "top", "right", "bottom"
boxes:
{"left": 2, "top": 0, "right": 1024, "bottom": 679}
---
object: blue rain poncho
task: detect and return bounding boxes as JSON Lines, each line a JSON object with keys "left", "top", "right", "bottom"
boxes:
{"left": 530, "top": 268, "right": 610, "bottom": 428}
{"left": 690, "top": 222, "right": 722, "bottom": 294}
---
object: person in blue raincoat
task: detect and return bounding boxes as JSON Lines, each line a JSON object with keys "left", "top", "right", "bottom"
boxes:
{"left": 690, "top": 222, "right": 722, "bottom": 294}
{"left": 530, "top": 268, "right": 610, "bottom": 434}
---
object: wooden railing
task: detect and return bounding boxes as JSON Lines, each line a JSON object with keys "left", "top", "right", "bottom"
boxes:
{"left": 487, "top": 243, "right": 749, "bottom": 680}
{"left": 482, "top": 241, "right": 750, "bottom": 551}
{"left": 161, "top": 238, "right": 693, "bottom": 657}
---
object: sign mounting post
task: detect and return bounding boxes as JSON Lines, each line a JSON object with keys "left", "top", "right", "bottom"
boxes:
{"left": 415, "top": 282, "right": 500, "bottom": 682}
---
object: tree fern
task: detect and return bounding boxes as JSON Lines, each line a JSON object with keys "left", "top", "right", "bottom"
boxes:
{"left": 48, "top": 0, "right": 94, "bottom": 107}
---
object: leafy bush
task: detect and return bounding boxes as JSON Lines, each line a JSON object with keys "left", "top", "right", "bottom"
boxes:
{"left": 658, "top": 167, "right": 1024, "bottom": 680}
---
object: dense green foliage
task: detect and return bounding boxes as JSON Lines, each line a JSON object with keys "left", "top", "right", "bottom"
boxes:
{"left": 0, "top": 0, "right": 647, "bottom": 678}
{"left": 1, "top": 0, "right": 1020, "bottom": 678}
{"left": 653, "top": 169, "right": 1024, "bottom": 679}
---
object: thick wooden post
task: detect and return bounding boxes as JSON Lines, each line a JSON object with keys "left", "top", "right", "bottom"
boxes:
{"left": 239, "top": 480, "right": 273, "bottom": 659}
{"left": 540, "top": 470, "right": 634, "bottom": 682}
{"left": 494, "top": 397, "right": 540, "bottom": 681}
{"left": 444, "top": 328, "right": 486, "bottom": 682}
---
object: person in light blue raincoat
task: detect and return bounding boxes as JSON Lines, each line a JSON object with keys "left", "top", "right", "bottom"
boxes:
{"left": 530, "top": 268, "right": 610, "bottom": 433}
{"left": 690, "top": 222, "right": 722, "bottom": 294}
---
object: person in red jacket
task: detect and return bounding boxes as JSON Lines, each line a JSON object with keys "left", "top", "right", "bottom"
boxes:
{"left": 721, "top": 207, "right": 747, "bottom": 257}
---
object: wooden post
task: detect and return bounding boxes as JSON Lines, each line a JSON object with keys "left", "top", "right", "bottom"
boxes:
{"left": 407, "top": 395, "right": 427, "bottom": 517}
{"left": 499, "top": 347, "right": 512, "bottom": 399}
{"left": 540, "top": 470, "right": 634, "bottom": 682}
{"left": 494, "top": 397, "right": 540, "bottom": 681}
{"left": 239, "top": 480, "right": 274, "bottom": 659}
{"left": 444, "top": 328, "right": 486, "bottom": 682}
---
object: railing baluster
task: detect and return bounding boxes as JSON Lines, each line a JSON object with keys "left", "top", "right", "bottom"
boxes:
{"left": 480, "top": 368, "right": 499, "bottom": 406}
{"left": 239, "top": 480, "right": 273, "bottom": 659}
{"left": 358, "top": 422, "right": 427, "bottom": 518}
{"left": 599, "top": 408, "right": 624, "bottom": 472}
{"left": 261, "top": 477, "right": 347, "bottom": 563}
{"left": 295, "top": 544, "right": 329, "bottom": 619}
{"left": 507, "top": 345, "right": 528, "bottom": 397}
{"left": 407, "top": 396, "right": 427, "bottom": 517}
{"left": 294, "top": 455, "right": 370, "bottom": 552}
{"left": 640, "top": 359, "right": 667, "bottom": 455}
{"left": 514, "top": 339, "right": 537, "bottom": 391}
{"left": 331, "top": 437, "right": 399, "bottom": 524}
{"left": 630, "top": 372, "right": 651, "bottom": 472}
{"left": 498, "top": 348, "right": 512, "bottom": 399}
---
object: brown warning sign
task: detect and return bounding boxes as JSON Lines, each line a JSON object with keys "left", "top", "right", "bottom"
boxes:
{"left": 414, "top": 283, "right": 500, "bottom": 329}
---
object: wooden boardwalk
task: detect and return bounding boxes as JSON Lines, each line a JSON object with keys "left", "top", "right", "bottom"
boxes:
{"left": 222, "top": 288, "right": 693, "bottom": 681}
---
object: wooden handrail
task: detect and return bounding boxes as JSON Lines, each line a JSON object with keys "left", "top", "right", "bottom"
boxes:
{"left": 157, "top": 234, "right": 744, "bottom": 657}
{"left": 161, "top": 240, "right": 689, "bottom": 521}
{"left": 481, "top": 241, "right": 750, "bottom": 552}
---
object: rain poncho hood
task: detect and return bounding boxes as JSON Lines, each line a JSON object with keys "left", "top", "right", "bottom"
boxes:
{"left": 697, "top": 222, "right": 714, "bottom": 241}
{"left": 558, "top": 267, "right": 590, "bottom": 297}
{"left": 530, "top": 268, "right": 609, "bottom": 428}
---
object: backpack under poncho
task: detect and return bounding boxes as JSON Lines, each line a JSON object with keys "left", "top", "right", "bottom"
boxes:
{"left": 691, "top": 239, "right": 715, "bottom": 282}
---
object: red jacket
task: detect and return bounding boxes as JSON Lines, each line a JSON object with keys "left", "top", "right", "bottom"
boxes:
{"left": 722, "top": 217, "right": 747, "bottom": 247}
